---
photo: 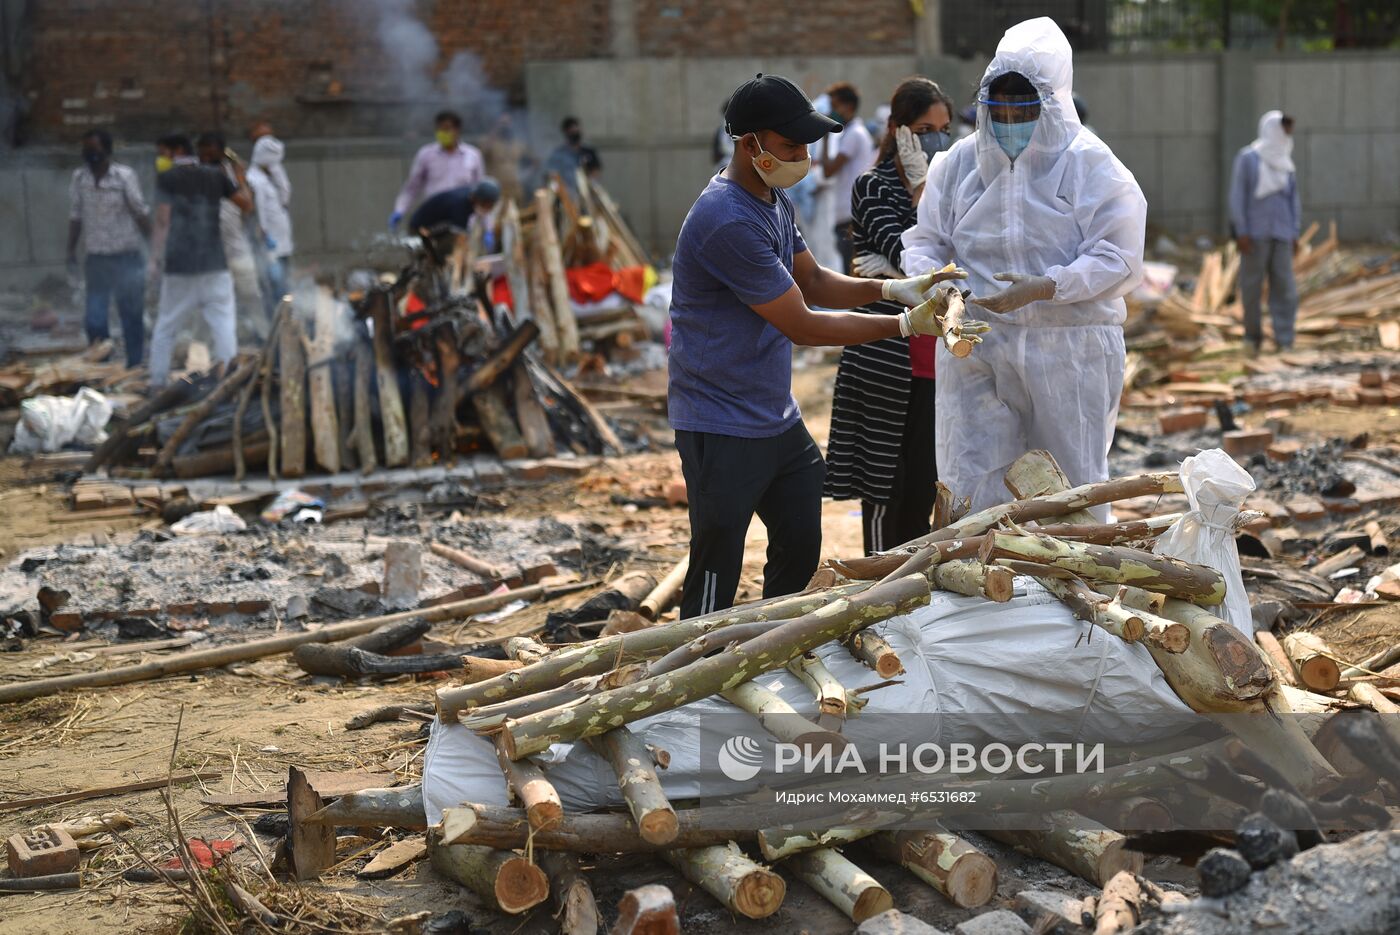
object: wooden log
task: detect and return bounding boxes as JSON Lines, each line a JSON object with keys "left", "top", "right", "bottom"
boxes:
{"left": 84, "top": 377, "right": 197, "bottom": 472}
{"left": 495, "top": 737, "right": 562, "bottom": 830}
{"left": 278, "top": 315, "right": 308, "bottom": 477}
{"left": 787, "top": 651, "right": 858, "bottom": 720}
{"left": 0, "top": 873, "right": 81, "bottom": 893}
{"left": 307, "top": 288, "right": 341, "bottom": 473}
{"left": 1004, "top": 449, "right": 1100, "bottom": 525}
{"left": 293, "top": 619, "right": 431, "bottom": 676}
{"left": 429, "top": 840, "right": 549, "bottom": 915}
{"left": 172, "top": 437, "right": 269, "bottom": 479}
{"left": 153, "top": 356, "right": 258, "bottom": 473}
{"left": 473, "top": 382, "right": 528, "bottom": 460}
{"left": 288, "top": 766, "right": 336, "bottom": 880}
{"left": 506, "top": 636, "right": 549, "bottom": 664}
{"left": 540, "top": 850, "right": 600, "bottom": 935}
{"left": 430, "top": 541, "right": 505, "bottom": 580}
{"left": 589, "top": 726, "right": 677, "bottom": 845}
{"left": 366, "top": 289, "right": 409, "bottom": 467}
{"left": 986, "top": 812, "right": 1142, "bottom": 886}
{"left": 611, "top": 884, "right": 678, "bottom": 935}
{"left": 0, "top": 583, "right": 552, "bottom": 704}
{"left": 436, "top": 583, "right": 871, "bottom": 718}
{"left": 432, "top": 330, "right": 461, "bottom": 463}
{"left": 234, "top": 306, "right": 283, "bottom": 480}
{"left": 639, "top": 557, "right": 688, "bottom": 621}
{"left": 784, "top": 848, "right": 892, "bottom": 924}
{"left": 351, "top": 337, "right": 377, "bottom": 473}
{"left": 408, "top": 371, "right": 432, "bottom": 467}
{"left": 460, "top": 319, "right": 539, "bottom": 402}
{"left": 1092, "top": 870, "right": 1147, "bottom": 935}
{"left": 1282, "top": 631, "right": 1341, "bottom": 691}
{"left": 932, "top": 560, "right": 1015, "bottom": 602}
{"left": 498, "top": 577, "right": 928, "bottom": 758}
{"left": 1032, "top": 574, "right": 1147, "bottom": 643}
{"left": 755, "top": 827, "right": 872, "bottom": 862}
{"left": 1255, "top": 631, "right": 1299, "bottom": 686}
{"left": 511, "top": 360, "right": 555, "bottom": 458}
{"left": 1340, "top": 642, "right": 1400, "bottom": 680}
{"left": 1364, "top": 520, "right": 1389, "bottom": 556}
{"left": 662, "top": 843, "right": 785, "bottom": 920}
{"left": 543, "top": 361, "right": 625, "bottom": 454}
{"left": 720, "top": 680, "right": 847, "bottom": 752}
{"left": 304, "top": 785, "right": 426, "bottom": 830}
{"left": 939, "top": 288, "right": 974, "bottom": 358}
{"left": 865, "top": 827, "right": 997, "bottom": 909}
{"left": 437, "top": 802, "right": 744, "bottom": 852}
{"left": 845, "top": 629, "right": 903, "bottom": 677}
{"left": 525, "top": 239, "right": 561, "bottom": 364}
{"left": 537, "top": 187, "right": 580, "bottom": 361}
{"left": 978, "top": 532, "right": 1226, "bottom": 604}
{"left": 333, "top": 354, "right": 357, "bottom": 471}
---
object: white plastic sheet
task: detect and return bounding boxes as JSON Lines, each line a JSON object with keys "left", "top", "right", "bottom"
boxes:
{"left": 170, "top": 504, "right": 247, "bottom": 536}
{"left": 422, "top": 582, "right": 1198, "bottom": 825}
{"left": 9, "top": 388, "right": 113, "bottom": 453}
{"left": 1154, "top": 448, "right": 1255, "bottom": 635}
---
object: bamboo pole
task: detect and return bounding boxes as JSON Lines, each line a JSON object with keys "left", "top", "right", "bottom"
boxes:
{"left": 0, "top": 584, "right": 552, "bottom": 704}
{"left": 497, "top": 577, "right": 930, "bottom": 759}
{"left": 430, "top": 541, "right": 505, "bottom": 580}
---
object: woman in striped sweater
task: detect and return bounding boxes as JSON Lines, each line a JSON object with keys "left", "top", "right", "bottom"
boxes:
{"left": 823, "top": 77, "right": 956, "bottom": 554}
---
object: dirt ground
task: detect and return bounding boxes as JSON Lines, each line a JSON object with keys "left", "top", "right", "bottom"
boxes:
{"left": 1, "top": 354, "right": 1398, "bottom": 934}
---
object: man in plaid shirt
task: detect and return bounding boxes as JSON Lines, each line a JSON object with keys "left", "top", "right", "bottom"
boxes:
{"left": 68, "top": 129, "right": 151, "bottom": 368}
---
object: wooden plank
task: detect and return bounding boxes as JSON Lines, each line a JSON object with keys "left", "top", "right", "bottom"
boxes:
{"left": 307, "top": 288, "right": 342, "bottom": 473}
{"left": 279, "top": 315, "right": 308, "bottom": 477}
{"left": 202, "top": 769, "right": 396, "bottom": 808}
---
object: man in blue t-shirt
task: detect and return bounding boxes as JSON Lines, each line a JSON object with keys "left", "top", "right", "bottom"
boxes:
{"left": 669, "top": 73, "right": 973, "bottom": 618}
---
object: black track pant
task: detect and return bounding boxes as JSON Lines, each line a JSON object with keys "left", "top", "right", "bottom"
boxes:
{"left": 675, "top": 423, "right": 826, "bottom": 619}
{"left": 861, "top": 377, "right": 937, "bottom": 555}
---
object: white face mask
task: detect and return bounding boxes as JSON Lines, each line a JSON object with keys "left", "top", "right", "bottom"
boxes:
{"left": 748, "top": 135, "right": 811, "bottom": 189}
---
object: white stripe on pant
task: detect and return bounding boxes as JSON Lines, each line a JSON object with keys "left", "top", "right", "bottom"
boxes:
{"left": 149, "top": 270, "right": 238, "bottom": 387}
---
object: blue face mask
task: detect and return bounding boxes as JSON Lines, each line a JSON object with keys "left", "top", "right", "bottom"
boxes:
{"left": 991, "top": 119, "right": 1037, "bottom": 160}
{"left": 918, "top": 130, "right": 950, "bottom": 158}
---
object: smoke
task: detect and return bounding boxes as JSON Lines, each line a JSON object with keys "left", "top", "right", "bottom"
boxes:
{"left": 365, "top": 1, "right": 508, "bottom": 135}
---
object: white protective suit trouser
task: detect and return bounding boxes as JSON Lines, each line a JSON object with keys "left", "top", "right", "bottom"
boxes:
{"left": 936, "top": 323, "right": 1124, "bottom": 520}
{"left": 149, "top": 271, "right": 236, "bottom": 387}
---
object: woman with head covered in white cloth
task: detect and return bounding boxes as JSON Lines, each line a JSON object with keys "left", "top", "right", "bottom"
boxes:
{"left": 901, "top": 18, "right": 1147, "bottom": 520}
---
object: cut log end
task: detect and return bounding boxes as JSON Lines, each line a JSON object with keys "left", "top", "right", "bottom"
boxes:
{"left": 945, "top": 851, "right": 999, "bottom": 909}
{"left": 947, "top": 337, "right": 973, "bottom": 359}
{"left": 1296, "top": 656, "right": 1341, "bottom": 692}
{"left": 981, "top": 566, "right": 1015, "bottom": 603}
{"left": 526, "top": 800, "right": 563, "bottom": 830}
{"left": 494, "top": 856, "right": 550, "bottom": 914}
{"left": 1146, "top": 622, "right": 1191, "bottom": 654}
{"left": 852, "top": 886, "right": 895, "bottom": 924}
{"left": 732, "top": 869, "right": 786, "bottom": 920}
{"left": 1119, "top": 613, "right": 1146, "bottom": 643}
{"left": 639, "top": 809, "right": 680, "bottom": 846}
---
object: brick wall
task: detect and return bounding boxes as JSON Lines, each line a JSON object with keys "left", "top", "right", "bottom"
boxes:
{"left": 20, "top": 1, "right": 916, "bottom": 144}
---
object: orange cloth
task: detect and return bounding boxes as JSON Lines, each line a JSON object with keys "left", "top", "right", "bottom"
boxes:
{"left": 565, "top": 262, "right": 617, "bottom": 304}
{"left": 491, "top": 276, "right": 514, "bottom": 310}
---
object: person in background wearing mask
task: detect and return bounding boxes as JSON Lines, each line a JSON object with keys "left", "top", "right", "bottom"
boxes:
{"left": 819, "top": 81, "right": 875, "bottom": 273}
{"left": 825, "top": 77, "right": 957, "bottom": 554}
{"left": 544, "top": 116, "right": 602, "bottom": 196}
{"left": 902, "top": 18, "right": 1146, "bottom": 521}
{"left": 1229, "top": 111, "right": 1300, "bottom": 355}
{"left": 147, "top": 132, "right": 254, "bottom": 389}
{"left": 668, "top": 73, "right": 972, "bottom": 618}
{"left": 247, "top": 134, "right": 294, "bottom": 316}
{"left": 247, "top": 120, "right": 292, "bottom": 210}
{"left": 390, "top": 111, "right": 485, "bottom": 231}
{"left": 67, "top": 128, "right": 150, "bottom": 367}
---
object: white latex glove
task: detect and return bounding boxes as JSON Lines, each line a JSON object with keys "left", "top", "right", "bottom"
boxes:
{"left": 894, "top": 126, "right": 929, "bottom": 190}
{"left": 881, "top": 265, "right": 968, "bottom": 308}
{"left": 853, "top": 252, "right": 901, "bottom": 278}
{"left": 970, "top": 272, "right": 1056, "bottom": 313}
{"left": 898, "top": 287, "right": 993, "bottom": 339}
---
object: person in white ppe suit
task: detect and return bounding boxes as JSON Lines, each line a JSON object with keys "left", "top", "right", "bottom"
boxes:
{"left": 901, "top": 17, "right": 1146, "bottom": 520}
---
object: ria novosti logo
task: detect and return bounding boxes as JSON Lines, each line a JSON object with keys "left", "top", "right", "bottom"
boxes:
{"left": 717, "top": 736, "right": 765, "bottom": 781}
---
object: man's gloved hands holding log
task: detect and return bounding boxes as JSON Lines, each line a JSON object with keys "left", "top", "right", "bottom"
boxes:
{"left": 899, "top": 285, "right": 992, "bottom": 340}
{"left": 881, "top": 264, "right": 968, "bottom": 308}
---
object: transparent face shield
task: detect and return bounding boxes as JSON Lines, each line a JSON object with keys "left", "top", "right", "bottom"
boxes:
{"left": 978, "top": 94, "right": 1042, "bottom": 125}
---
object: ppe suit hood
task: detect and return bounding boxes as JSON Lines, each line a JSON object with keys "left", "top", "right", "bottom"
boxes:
{"left": 251, "top": 135, "right": 285, "bottom": 167}
{"left": 974, "top": 17, "right": 1082, "bottom": 184}
{"left": 1248, "top": 110, "right": 1295, "bottom": 199}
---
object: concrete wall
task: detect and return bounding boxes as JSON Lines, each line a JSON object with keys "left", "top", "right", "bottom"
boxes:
{"left": 3, "top": 50, "right": 1396, "bottom": 292}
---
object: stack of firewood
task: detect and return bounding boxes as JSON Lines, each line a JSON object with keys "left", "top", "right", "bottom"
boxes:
{"left": 82, "top": 206, "right": 631, "bottom": 481}
{"left": 301, "top": 451, "right": 1374, "bottom": 927}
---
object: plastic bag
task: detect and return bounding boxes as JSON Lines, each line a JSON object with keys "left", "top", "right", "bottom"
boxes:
{"left": 260, "top": 489, "right": 323, "bottom": 523}
{"left": 171, "top": 504, "right": 247, "bottom": 536}
{"left": 9, "top": 388, "right": 113, "bottom": 453}
{"left": 1153, "top": 448, "right": 1254, "bottom": 635}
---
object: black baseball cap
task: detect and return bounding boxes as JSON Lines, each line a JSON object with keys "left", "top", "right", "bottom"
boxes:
{"left": 724, "top": 74, "right": 842, "bottom": 144}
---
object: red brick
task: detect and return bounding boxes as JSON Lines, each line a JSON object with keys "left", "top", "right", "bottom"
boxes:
{"left": 6, "top": 827, "right": 80, "bottom": 877}
{"left": 1246, "top": 497, "right": 1290, "bottom": 524}
{"left": 1359, "top": 369, "right": 1383, "bottom": 388}
{"left": 1266, "top": 439, "right": 1302, "bottom": 461}
{"left": 1158, "top": 407, "right": 1209, "bottom": 435}
{"left": 235, "top": 600, "right": 271, "bottom": 614}
{"left": 1264, "top": 391, "right": 1302, "bottom": 408}
{"left": 1386, "top": 387, "right": 1400, "bottom": 405}
{"left": 1223, "top": 429, "right": 1274, "bottom": 458}
{"left": 1284, "top": 496, "right": 1327, "bottom": 522}
{"left": 1324, "top": 498, "right": 1362, "bottom": 515}
{"left": 1333, "top": 391, "right": 1360, "bottom": 407}
{"left": 48, "top": 612, "right": 84, "bottom": 632}
{"left": 521, "top": 560, "right": 559, "bottom": 585}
